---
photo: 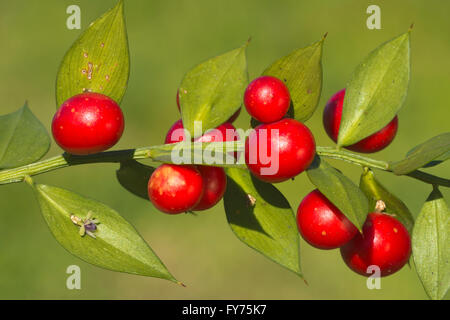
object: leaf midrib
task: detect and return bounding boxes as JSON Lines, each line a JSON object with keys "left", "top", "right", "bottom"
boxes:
{"left": 36, "top": 186, "right": 167, "bottom": 277}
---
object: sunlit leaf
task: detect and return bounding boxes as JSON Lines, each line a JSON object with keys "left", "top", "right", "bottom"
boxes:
{"left": 30, "top": 181, "right": 179, "bottom": 283}
{"left": 56, "top": 0, "right": 129, "bottom": 106}
{"left": 412, "top": 187, "right": 450, "bottom": 300}
{"left": 307, "top": 156, "right": 368, "bottom": 231}
{"left": 0, "top": 103, "right": 50, "bottom": 169}
{"left": 179, "top": 44, "right": 248, "bottom": 137}
{"left": 264, "top": 37, "right": 324, "bottom": 122}
{"left": 224, "top": 168, "right": 302, "bottom": 277}
{"left": 338, "top": 31, "right": 410, "bottom": 146}
{"left": 391, "top": 133, "right": 450, "bottom": 173}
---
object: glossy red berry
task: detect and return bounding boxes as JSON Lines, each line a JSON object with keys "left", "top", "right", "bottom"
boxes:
{"left": 244, "top": 76, "right": 291, "bottom": 123}
{"left": 297, "top": 189, "right": 358, "bottom": 249}
{"left": 323, "top": 89, "right": 398, "bottom": 153}
{"left": 52, "top": 92, "right": 124, "bottom": 155}
{"left": 164, "top": 119, "right": 238, "bottom": 144}
{"left": 148, "top": 164, "right": 204, "bottom": 214}
{"left": 245, "top": 118, "right": 315, "bottom": 183}
{"left": 340, "top": 212, "right": 411, "bottom": 277}
{"left": 194, "top": 166, "right": 227, "bottom": 211}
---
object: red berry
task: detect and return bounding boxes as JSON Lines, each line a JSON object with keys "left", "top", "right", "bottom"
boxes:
{"left": 323, "top": 89, "right": 398, "bottom": 153}
{"left": 245, "top": 118, "right": 315, "bottom": 183}
{"left": 148, "top": 164, "right": 204, "bottom": 214}
{"left": 165, "top": 119, "right": 185, "bottom": 144}
{"left": 340, "top": 212, "right": 411, "bottom": 277}
{"left": 297, "top": 190, "right": 358, "bottom": 249}
{"left": 194, "top": 166, "right": 227, "bottom": 211}
{"left": 244, "top": 76, "right": 291, "bottom": 123}
{"left": 52, "top": 92, "right": 124, "bottom": 155}
{"left": 164, "top": 119, "right": 238, "bottom": 144}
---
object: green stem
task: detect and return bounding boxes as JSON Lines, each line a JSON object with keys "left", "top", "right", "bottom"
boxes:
{"left": 315, "top": 146, "right": 389, "bottom": 170}
{"left": 0, "top": 144, "right": 448, "bottom": 188}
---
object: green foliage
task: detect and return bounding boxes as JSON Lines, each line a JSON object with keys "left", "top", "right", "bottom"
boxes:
{"left": 391, "top": 132, "right": 450, "bottom": 174}
{"left": 264, "top": 37, "right": 324, "bottom": 122}
{"left": 223, "top": 168, "right": 302, "bottom": 277}
{"left": 116, "top": 160, "right": 155, "bottom": 200}
{"left": 337, "top": 31, "right": 410, "bottom": 147}
{"left": 29, "top": 180, "right": 178, "bottom": 283}
{"left": 359, "top": 168, "right": 414, "bottom": 232}
{"left": 412, "top": 187, "right": 450, "bottom": 300}
{"left": 56, "top": 0, "right": 129, "bottom": 106}
{"left": 306, "top": 156, "right": 369, "bottom": 231}
{"left": 179, "top": 44, "right": 248, "bottom": 137}
{"left": 0, "top": 103, "right": 50, "bottom": 169}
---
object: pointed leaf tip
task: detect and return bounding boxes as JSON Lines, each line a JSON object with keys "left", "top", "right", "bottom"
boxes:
{"left": 337, "top": 32, "right": 410, "bottom": 146}
{"left": 56, "top": 0, "right": 130, "bottom": 106}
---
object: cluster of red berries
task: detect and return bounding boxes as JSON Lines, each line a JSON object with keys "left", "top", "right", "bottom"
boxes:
{"left": 296, "top": 90, "right": 408, "bottom": 277}
{"left": 147, "top": 91, "right": 239, "bottom": 214}
{"left": 50, "top": 84, "right": 410, "bottom": 277}
{"left": 243, "top": 76, "right": 316, "bottom": 183}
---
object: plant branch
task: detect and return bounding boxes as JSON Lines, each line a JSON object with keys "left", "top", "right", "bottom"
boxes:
{"left": 0, "top": 144, "right": 448, "bottom": 188}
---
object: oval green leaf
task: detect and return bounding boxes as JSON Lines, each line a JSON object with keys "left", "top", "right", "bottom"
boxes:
{"left": 337, "top": 31, "right": 410, "bottom": 146}
{"left": 360, "top": 168, "right": 414, "bottom": 232}
{"left": 306, "top": 156, "right": 369, "bottom": 231}
{"left": 224, "top": 168, "right": 302, "bottom": 277}
{"left": 116, "top": 160, "right": 155, "bottom": 200}
{"left": 179, "top": 44, "right": 248, "bottom": 137}
{"left": 0, "top": 103, "right": 50, "bottom": 169}
{"left": 412, "top": 187, "right": 450, "bottom": 300}
{"left": 391, "top": 132, "right": 450, "bottom": 174}
{"left": 56, "top": 0, "right": 129, "bottom": 106}
{"left": 29, "top": 181, "right": 178, "bottom": 283}
{"left": 263, "top": 37, "right": 324, "bottom": 122}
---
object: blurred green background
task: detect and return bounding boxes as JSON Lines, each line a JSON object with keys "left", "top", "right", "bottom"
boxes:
{"left": 0, "top": 0, "right": 448, "bottom": 299}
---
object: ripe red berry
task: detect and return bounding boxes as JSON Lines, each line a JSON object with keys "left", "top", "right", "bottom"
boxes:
{"left": 323, "top": 89, "right": 398, "bottom": 153}
{"left": 164, "top": 119, "right": 238, "bottom": 144}
{"left": 244, "top": 76, "right": 291, "bottom": 123}
{"left": 148, "top": 164, "right": 204, "bottom": 214}
{"left": 245, "top": 118, "right": 315, "bottom": 183}
{"left": 297, "top": 189, "right": 358, "bottom": 249}
{"left": 194, "top": 166, "right": 227, "bottom": 211}
{"left": 340, "top": 212, "right": 411, "bottom": 277}
{"left": 52, "top": 92, "right": 124, "bottom": 155}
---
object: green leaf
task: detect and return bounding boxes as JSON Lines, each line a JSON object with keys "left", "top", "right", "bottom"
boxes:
{"left": 56, "top": 0, "right": 129, "bottom": 106}
{"left": 29, "top": 181, "right": 178, "bottom": 283}
{"left": 359, "top": 168, "right": 414, "bottom": 232}
{"left": 390, "top": 132, "right": 450, "bottom": 174}
{"left": 116, "top": 160, "right": 155, "bottom": 200}
{"left": 179, "top": 44, "right": 248, "bottom": 137}
{"left": 263, "top": 37, "right": 324, "bottom": 122}
{"left": 337, "top": 31, "right": 410, "bottom": 146}
{"left": 412, "top": 187, "right": 450, "bottom": 300}
{"left": 0, "top": 103, "right": 50, "bottom": 169}
{"left": 306, "top": 156, "right": 369, "bottom": 231}
{"left": 224, "top": 168, "right": 302, "bottom": 277}
{"left": 420, "top": 151, "right": 450, "bottom": 168}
